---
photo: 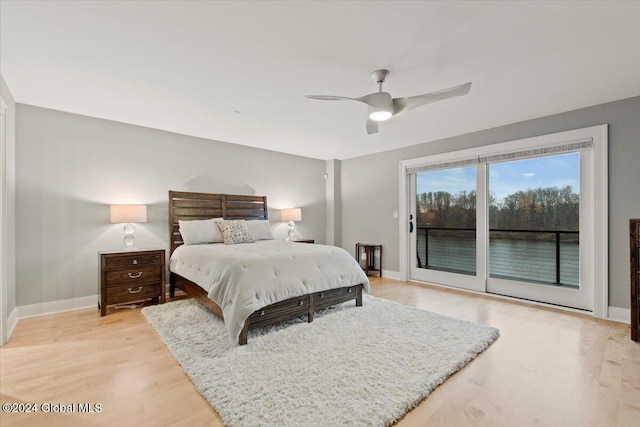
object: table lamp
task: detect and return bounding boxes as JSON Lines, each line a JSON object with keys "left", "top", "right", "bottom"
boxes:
{"left": 110, "top": 204, "right": 147, "bottom": 249}
{"left": 281, "top": 208, "right": 302, "bottom": 242}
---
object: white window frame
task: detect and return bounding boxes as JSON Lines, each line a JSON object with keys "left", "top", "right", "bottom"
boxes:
{"left": 399, "top": 124, "right": 608, "bottom": 318}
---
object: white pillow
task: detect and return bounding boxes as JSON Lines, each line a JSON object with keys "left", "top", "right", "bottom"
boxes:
{"left": 179, "top": 218, "right": 223, "bottom": 245}
{"left": 217, "top": 220, "right": 255, "bottom": 244}
{"left": 246, "top": 220, "right": 274, "bottom": 241}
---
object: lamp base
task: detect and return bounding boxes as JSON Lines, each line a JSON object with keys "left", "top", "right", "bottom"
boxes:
{"left": 286, "top": 221, "right": 295, "bottom": 242}
{"left": 123, "top": 234, "right": 136, "bottom": 248}
{"left": 123, "top": 223, "right": 136, "bottom": 250}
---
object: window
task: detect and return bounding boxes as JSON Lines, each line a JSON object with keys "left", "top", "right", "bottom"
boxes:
{"left": 401, "top": 125, "right": 608, "bottom": 316}
{"left": 488, "top": 153, "right": 580, "bottom": 287}
{"left": 415, "top": 166, "right": 476, "bottom": 275}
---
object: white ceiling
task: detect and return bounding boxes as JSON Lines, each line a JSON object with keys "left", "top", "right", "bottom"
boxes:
{"left": 1, "top": 1, "right": 639, "bottom": 160}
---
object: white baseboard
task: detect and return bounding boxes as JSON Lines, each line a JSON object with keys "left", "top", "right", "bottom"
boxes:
{"left": 382, "top": 270, "right": 400, "bottom": 280}
{"left": 17, "top": 295, "right": 98, "bottom": 320}
{"left": 5, "top": 307, "right": 18, "bottom": 343}
{"left": 607, "top": 306, "right": 630, "bottom": 324}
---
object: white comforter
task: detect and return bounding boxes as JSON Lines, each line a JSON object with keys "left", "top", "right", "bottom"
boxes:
{"left": 170, "top": 241, "right": 370, "bottom": 341}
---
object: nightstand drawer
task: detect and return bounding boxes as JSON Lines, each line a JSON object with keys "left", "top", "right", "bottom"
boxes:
{"left": 105, "top": 266, "right": 162, "bottom": 287}
{"left": 105, "top": 252, "right": 162, "bottom": 270}
{"left": 106, "top": 283, "right": 161, "bottom": 305}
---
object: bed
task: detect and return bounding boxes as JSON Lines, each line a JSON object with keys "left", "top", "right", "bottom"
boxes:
{"left": 168, "top": 191, "right": 369, "bottom": 345}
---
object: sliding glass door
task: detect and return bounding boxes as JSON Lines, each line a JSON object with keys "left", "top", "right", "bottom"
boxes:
{"left": 409, "top": 165, "right": 486, "bottom": 292}
{"left": 486, "top": 151, "right": 594, "bottom": 310}
{"left": 403, "top": 126, "right": 606, "bottom": 313}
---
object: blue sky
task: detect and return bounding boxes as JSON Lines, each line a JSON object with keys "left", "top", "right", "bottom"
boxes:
{"left": 417, "top": 153, "right": 580, "bottom": 203}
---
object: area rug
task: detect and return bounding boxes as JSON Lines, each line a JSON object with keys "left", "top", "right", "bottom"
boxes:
{"left": 142, "top": 295, "right": 499, "bottom": 427}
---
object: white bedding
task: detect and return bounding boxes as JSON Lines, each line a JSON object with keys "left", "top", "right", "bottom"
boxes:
{"left": 170, "top": 240, "right": 370, "bottom": 341}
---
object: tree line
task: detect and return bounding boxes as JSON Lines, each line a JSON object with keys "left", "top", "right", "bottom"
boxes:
{"left": 417, "top": 186, "right": 579, "bottom": 231}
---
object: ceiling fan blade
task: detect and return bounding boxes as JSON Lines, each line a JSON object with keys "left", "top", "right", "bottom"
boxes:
{"left": 357, "top": 91, "right": 393, "bottom": 110}
{"left": 392, "top": 82, "right": 472, "bottom": 115}
{"left": 306, "top": 93, "right": 389, "bottom": 112}
{"left": 366, "top": 119, "right": 379, "bottom": 135}
{"left": 304, "top": 95, "right": 358, "bottom": 101}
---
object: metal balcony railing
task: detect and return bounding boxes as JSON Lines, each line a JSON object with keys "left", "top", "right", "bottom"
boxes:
{"left": 416, "top": 227, "right": 579, "bottom": 286}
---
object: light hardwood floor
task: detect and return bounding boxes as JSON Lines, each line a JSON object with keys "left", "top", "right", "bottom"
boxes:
{"left": 1, "top": 278, "right": 639, "bottom": 427}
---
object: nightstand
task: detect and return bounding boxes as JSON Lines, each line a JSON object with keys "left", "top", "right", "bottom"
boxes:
{"left": 355, "top": 243, "right": 382, "bottom": 277}
{"left": 293, "top": 239, "right": 315, "bottom": 244}
{"left": 99, "top": 248, "right": 166, "bottom": 316}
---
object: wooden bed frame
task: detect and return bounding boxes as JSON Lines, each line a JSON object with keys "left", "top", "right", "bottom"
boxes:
{"left": 168, "top": 190, "right": 363, "bottom": 345}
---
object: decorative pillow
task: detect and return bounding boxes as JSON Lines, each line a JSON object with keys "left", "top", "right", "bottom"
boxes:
{"left": 179, "top": 218, "right": 224, "bottom": 244}
{"left": 217, "top": 220, "right": 255, "bottom": 244}
{"left": 246, "top": 220, "right": 274, "bottom": 241}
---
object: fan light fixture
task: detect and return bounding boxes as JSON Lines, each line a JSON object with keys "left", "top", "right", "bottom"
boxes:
{"left": 305, "top": 69, "right": 472, "bottom": 134}
{"left": 369, "top": 109, "right": 392, "bottom": 122}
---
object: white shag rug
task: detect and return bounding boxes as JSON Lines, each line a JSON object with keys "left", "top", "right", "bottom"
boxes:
{"left": 142, "top": 295, "right": 499, "bottom": 427}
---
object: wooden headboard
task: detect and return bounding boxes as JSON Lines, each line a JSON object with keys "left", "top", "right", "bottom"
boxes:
{"left": 169, "top": 191, "right": 268, "bottom": 254}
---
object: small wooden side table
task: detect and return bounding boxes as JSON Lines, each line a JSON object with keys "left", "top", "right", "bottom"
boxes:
{"left": 99, "top": 248, "right": 166, "bottom": 316}
{"left": 355, "top": 243, "right": 382, "bottom": 277}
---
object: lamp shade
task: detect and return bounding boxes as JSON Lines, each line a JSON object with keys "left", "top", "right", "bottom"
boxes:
{"left": 281, "top": 208, "right": 302, "bottom": 222}
{"left": 110, "top": 204, "right": 147, "bottom": 224}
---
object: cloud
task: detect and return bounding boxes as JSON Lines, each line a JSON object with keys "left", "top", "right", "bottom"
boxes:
{"left": 523, "top": 172, "right": 535, "bottom": 177}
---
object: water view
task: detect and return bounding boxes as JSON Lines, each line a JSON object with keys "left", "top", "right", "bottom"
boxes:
{"left": 416, "top": 233, "right": 579, "bottom": 287}
{"left": 416, "top": 153, "right": 580, "bottom": 288}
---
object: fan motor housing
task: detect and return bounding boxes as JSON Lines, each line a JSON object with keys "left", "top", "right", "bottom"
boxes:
{"left": 371, "top": 69, "right": 389, "bottom": 84}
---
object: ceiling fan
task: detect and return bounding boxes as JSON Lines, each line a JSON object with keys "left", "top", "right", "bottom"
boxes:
{"left": 305, "top": 70, "right": 472, "bottom": 135}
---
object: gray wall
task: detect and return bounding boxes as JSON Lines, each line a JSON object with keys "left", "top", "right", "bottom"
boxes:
{"left": 341, "top": 96, "right": 640, "bottom": 309}
{"left": 11, "top": 96, "right": 640, "bottom": 310}
{"left": 1, "top": 73, "right": 17, "bottom": 342}
{"left": 16, "top": 105, "right": 326, "bottom": 306}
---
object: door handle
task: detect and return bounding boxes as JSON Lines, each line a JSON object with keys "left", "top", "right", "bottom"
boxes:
{"left": 409, "top": 221, "right": 414, "bottom": 233}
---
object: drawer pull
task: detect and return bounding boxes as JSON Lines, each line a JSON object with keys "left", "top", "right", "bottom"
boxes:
{"left": 128, "top": 286, "right": 143, "bottom": 294}
{"left": 348, "top": 288, "right": 353, "bottom": 293}
{"left": 319, "top": 292, "right": 324, "bottom": 298}
{"left": 260, "top": 310, "right": 265, "bottom": 316}
{"left": 299, "top": 300, "right": 304, "bottom": 306}
{"left": 132, "top": 259, "right": 138, "bottom": 265}
{"left": 127, "top": 272, "right": 143, "bottom": 279}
